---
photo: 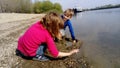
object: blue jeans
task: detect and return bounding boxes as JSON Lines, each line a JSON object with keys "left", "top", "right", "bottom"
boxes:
{"left": 16, "top": 44, "right": 47, "bottom": 60}
{"left": 36, "top": 44, "right": 47, "bottom": 56}
{"left": 33, "top": 44, "right": 49, "bottom": 61}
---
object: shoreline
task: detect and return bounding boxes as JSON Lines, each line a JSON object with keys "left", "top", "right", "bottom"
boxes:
{"left": 0, "top": 13, "right": 91, "bottom": 68}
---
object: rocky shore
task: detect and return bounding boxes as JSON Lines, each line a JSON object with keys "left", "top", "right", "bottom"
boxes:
{"left": 0, "top": 13, "right": 90, "bottom": 68}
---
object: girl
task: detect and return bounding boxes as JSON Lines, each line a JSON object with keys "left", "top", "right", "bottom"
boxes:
{"left": 16, "top": 12, "right": 79, "bottom": 61}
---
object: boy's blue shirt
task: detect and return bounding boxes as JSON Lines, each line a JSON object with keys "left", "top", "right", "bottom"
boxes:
{"left": 64, "top": 19, "right": 75, "bottom": 40}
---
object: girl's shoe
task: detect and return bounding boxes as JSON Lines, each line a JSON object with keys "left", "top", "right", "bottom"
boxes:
{"left": 33, "top": 55, "right": 49, "bottom": 61}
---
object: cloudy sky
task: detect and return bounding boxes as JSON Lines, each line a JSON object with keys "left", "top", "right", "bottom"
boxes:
{"left": 50, "top": 0, "right": 120, "bottom": 10}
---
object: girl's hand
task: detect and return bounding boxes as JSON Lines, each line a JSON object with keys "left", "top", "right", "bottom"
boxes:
{"left": 70, "top": 49, "right": 79, "bottom": 55}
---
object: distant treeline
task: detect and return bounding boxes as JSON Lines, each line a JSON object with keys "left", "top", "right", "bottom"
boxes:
{"left": 87, "top": 4, "right": 120, "bottom": 11}
{"left": 0, "top": 0, "right": 63, "bottom": 13}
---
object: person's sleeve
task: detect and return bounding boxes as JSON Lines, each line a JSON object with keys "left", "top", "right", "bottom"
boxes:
{"left": 64, "top": 21, "right": 67, "bottom": 29}
{"left": 67, "top": 20, "right": 75, "bottom": 40}
{"left": 46, "top": 33, "right": 59, "bottom": 58}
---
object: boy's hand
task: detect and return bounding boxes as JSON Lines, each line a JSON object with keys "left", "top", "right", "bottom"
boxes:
{"left": 57, "top": 33, "right": 62, "bottom": 40}
{"left": 72, "top": 39, "right": 77, "bottom": 45}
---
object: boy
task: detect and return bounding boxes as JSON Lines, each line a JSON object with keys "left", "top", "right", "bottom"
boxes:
{"left": 60, "top": 9, "right": 77, "bottom": 45}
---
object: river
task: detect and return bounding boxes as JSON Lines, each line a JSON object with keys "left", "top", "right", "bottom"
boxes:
{"left": 66, "top": 8, "right": 120, "bottom": 68}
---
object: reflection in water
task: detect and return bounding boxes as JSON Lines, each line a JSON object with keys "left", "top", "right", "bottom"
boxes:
{"left": 68, "top": 8, "right": 120, "bottom": 68}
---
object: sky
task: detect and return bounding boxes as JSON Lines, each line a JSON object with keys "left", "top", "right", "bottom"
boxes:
{"left": 50, "top": 0, "right": 120, "bottom": 10}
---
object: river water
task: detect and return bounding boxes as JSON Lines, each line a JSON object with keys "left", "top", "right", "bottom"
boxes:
{"left": 67, "top": 8, "right": 120, "bottom": 68}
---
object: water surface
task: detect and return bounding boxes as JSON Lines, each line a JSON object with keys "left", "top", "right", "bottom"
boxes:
{"left": 67, "top": 8, "right": 120, "bottom": 68}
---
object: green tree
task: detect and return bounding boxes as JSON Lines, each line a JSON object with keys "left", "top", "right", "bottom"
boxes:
{"left": 53, "top": 3, "right": 63, "bottom": 13}
{"left": 41, "top": 1, "right": 53, "bottom": 12}
{"left": 33, "top": 1, "right": 53, "bottom": 13}
{"left": 33, "top": 1, "right": 63, "bottom": 13}
{"left": 33, "top": 2, "right": 42, "bottom": 13}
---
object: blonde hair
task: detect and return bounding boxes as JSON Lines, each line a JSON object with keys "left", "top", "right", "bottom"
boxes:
{"left": 41, "top": 12, "right": 64, "bottom": 38}
{"left": 64, "top": 9, "right": 74, "bottom": 18}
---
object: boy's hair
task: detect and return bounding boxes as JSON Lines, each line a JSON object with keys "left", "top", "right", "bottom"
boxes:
{"left": 64, "top": 9, "right": 74, "bottom": 18}
{"left": 41, "top": 12, "right": 64, "bottom": 38}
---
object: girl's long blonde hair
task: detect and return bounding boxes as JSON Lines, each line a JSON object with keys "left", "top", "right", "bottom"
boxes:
{"left": 41, "top": 12, "right": 64, "bottom": 38}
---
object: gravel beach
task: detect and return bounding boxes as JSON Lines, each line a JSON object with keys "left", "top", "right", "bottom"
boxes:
{"left": 0, "top": 13, "right": 90, "bottom": 68}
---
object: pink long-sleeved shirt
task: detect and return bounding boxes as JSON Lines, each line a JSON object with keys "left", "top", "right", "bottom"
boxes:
{"left": 17, "top": 21, "right": 59, "bottom": 57}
